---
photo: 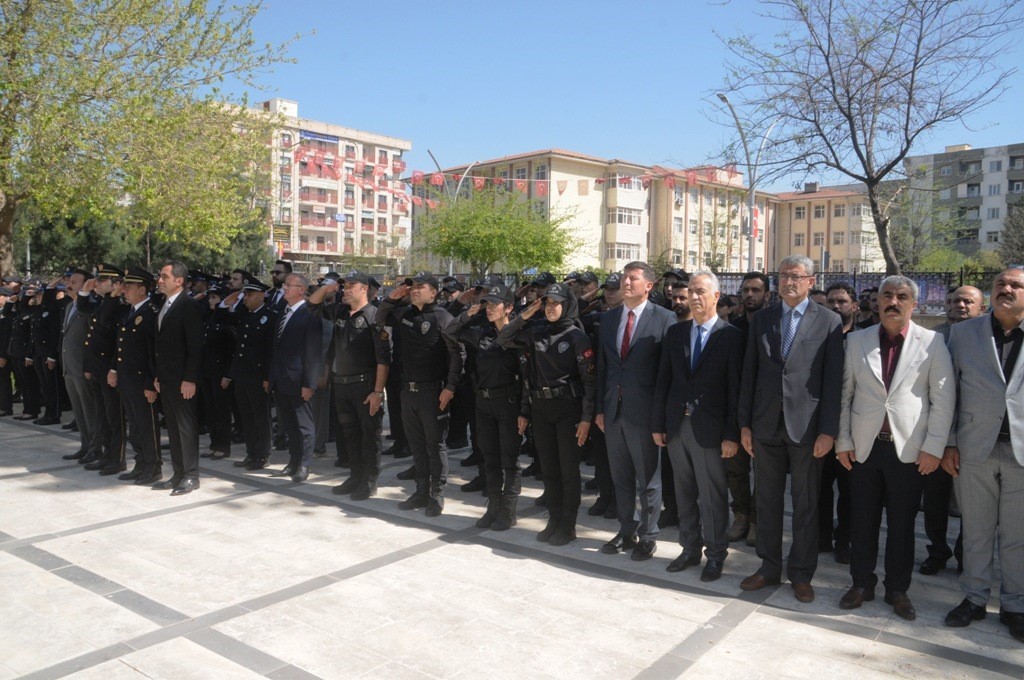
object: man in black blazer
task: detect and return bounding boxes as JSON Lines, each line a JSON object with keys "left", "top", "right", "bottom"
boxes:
{"left": 153, "top": 260, "right": 205, "bottom": 496}
{"left": 268, "top": 272, "right": 324, "bottom": 482}
{"left": 738, "top": 254, "right": 844, "bottom": 603}
{"left": 653, "top": 271, "right": 743, "bottom": 582}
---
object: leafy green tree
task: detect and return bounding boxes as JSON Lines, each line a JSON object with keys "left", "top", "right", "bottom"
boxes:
{"left": 999, "top": 205, "right": 1024, "bottom": 267}
{"left": 0, "top": 0, "right": 297, "bottom": 275}
{"left": 415, "top": 186, "right": 580, "bottom": 281}
{"left": 717, "top": 0, "right": 1023, "bottom": 274}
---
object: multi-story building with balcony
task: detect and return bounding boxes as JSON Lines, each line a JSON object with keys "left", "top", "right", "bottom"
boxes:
{"left": 772, "top": 183, "right": 886, "bottom": 273}
{"left": 904, "top": 142, "right": 1024, "bottom": 251}
{"left": 256, "top": 98, "right": 413, "bottom": 274}
{"left": 408, "top": 149, "right": 777, "bottom": 276}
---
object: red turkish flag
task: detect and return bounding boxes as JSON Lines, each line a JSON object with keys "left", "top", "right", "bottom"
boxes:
{"left": 346, "top": 173, "right": 357, "bottom": 184}
{"left": 726, "top": 163, "right": 739, "bottom": 178}
{"left": 594, "top": 178, "right": 606, "bottom": 185}
{"left": 640, "top": 175, "right": 652, "bottom": 189}
{"left": 705, "top": 167, "right": 717, "bottom": 181}
{"left": 426, "top": 199, "right": 439, "bottom": 209}
{"left": 514, "top": 179, "right": 527, "bottom": 193}
{"left": 752, "top": 206, "right": 760, "bottom": 239}
{"left": 494, "top": 176, "right": 505, "bottom": 186}
{"left": 535, "top": 180, "right": 548, "bottom": 197}
{"left": 618, "top": 176, "right": 630, "bottom": 186}
{"left": 430, "top": 172, "right": 444, "bottom": 186}
{"left": 392, "top": 159, "right": 406, "bottom": 173}
{"left": 473, "top": 177, "right": 485, "bottom": 191}
{"left": 686, "top": 171, "right": 697, "bottom": 185}
{"left": 354, "top": 160, "right": 365, "bottom": 173}
{"left": 665, "top": 175, "right": 676, "bottom": 189}
{"left": 412, "top": 170, "right": 424, "bottom": 185}
{"left": 411, "top": 195, "right": 423, "bottom": 206}
{"left": 373, "top": 165, "right": 385, "bottom": 177}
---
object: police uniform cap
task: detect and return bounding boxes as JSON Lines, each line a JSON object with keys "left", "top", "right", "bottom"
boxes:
{"left": 601, "top": 273, "right": 621, "bottom": 290}
{"left": 404, "top": 271, "right": 439, "bottom": 289}
{"left": 578, "top": 271, "right": 599, "bottom": 285}
{"left": 563, "top": 271, "right": 580, "bottom": 282}
{"left": 543, "top": 282, "right": 572, "bottom": 302}
{"left": 481, "top": 284, "right": 514, "bottom": 305}
{"left": 341, "top": 269, "right": 371, "bottom": 285}
{"left": 367, "top": 276, "right": 381, "bottom": 289}
{"left": 242, "top": 279, "right": 269, "bottom": 293}
{"left": 66, "top": 267, "right": 93, "bottom": 279}
{"left": 2, "top": 275, "right": 22, "bottom": 284}
{"left": 96, "top": 263, "right": 122, "bottom": 279}
{"left": 0, "top": 287, "right": 13, "bottom": 296}
{"left": 662, "top": 268, "right": 687, "bottom": 281}
{"left": 531, "top": 271, "right": 556, "bottom": 287}
{"left": 207, "top": 285, "right": 228, "bottom": 297}
{"left": 122, "top": 266, "right": 155, "bottom": 287}
{"left": 473, "top": 274, "right": 503, "bottom": 291}
{"left": 441, "top": 279, "right": 465, "bottom": 293}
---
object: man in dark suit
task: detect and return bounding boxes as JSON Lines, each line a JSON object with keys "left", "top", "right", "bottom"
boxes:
{"left": 595, "top": 261, "right": 676, "bottom": 561}
{"left": 653, "top": 271, "right": 743, "bottom": 581}
{"left": 268, "top": 272, "right": 323, "bottom": 483}
{"left": 153, "top": 260, "right": 204, "bottom": 496}
{"left": 738, "top": 254, "right": 844, "bottom": 603}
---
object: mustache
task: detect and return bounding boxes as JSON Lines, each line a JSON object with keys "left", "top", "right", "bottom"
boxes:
{"left": 998, "top": 292, "right": 1015, "bottom": 301}
{"left": 885, "top": 305, "right": 900, "bottom": 314}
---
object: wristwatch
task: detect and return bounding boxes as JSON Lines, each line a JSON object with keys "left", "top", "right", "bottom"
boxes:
{"left": 374, "top": 391, "right": 385, "bottom": 399}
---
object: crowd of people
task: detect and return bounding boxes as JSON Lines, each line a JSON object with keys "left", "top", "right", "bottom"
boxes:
{"left": 0, "top": 255, "right": 1021, "bottom": 644}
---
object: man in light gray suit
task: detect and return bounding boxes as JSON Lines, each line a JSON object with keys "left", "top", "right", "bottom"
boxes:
{"left": 943, "top": 268, "right": 1024, "bottom": 643}
{"left": 738, "top": 254, "right": 844, "bottom": 603}
{"left": 835, "top": 276, "right": 954, "bottom": 621}
{"left": 58, "top": 268, "right": 103, "bottom": 462}
{"left": 595, "top": 261, "right": 676, "bottom": 561}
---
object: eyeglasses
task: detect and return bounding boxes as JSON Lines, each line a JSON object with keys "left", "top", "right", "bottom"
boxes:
{"left": 778, "top": 274, "right": 812, "bottom": 282}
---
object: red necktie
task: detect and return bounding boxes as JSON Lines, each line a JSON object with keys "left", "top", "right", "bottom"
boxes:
{"left": 620, "top": 310, "right": 634, "bottom": 360}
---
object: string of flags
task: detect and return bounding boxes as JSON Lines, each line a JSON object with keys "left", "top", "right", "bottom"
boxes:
{"left": 289, "top": 145, "right": 743, "bottom": 214}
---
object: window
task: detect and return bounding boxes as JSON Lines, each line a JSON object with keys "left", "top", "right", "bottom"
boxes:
{"left": 279, "top": 208, "right": 291, "bottom": 222}
{"left": 794, "top": 206, "right": 806, "bottom": 219}
{"left": 718, "top": 194, "right": 726, "bottom": 208}
{"left": 990, "top": 160, "right": 1003, "bottom": 172}
{"left": 831, "top": 260, "right": 844, "bottom": 272}
{"left": 605, "top": 243, "right": 641, "bottom": 261}
{"left": 989, "top": 184, "right": 1002, "bottom": 196}
{"left": 813, "top": 205, "right": 825, "bottom": 219}
{"left": 606, "top": 207, "right": 642, "bottom": 226}
{"left": 987, "top": 231, "right": 1000, "bottom": 243}
{"left": 833, "top": 232, "right": 845, "bottom": 245}
{"left": 939, "top": 188, "right": 952, "bottom": 200}
{"left": 689, "top": 219, "right": 698, "bottom": 234}
{"left": 674, "top": 187, "right": 685, "bottom": 203}
{"left": 281, "top": 133, "right": 292, "bottom": 147}
{"left": 966, "top": 184, "right": 981, "bottom": 197}
{"left": 703, "top": 191, "right": 712, "bottom": 207}
{"left": 967, "top": 162, "right": 981, "bottom": 174}
{"left": 672, "top": 249, "right": 682, "bottom": 265}
{"left": 850, "top": 232, "right": 861, "bottom": 245}
{"left": 1012, "top": 157, "right": 1024, "bottom": 170}
{"left": 344, "top": 144, "right": 356, "bottom": 159}
{"left": 1012, "top": 181, "right": 1023, "bottom": 195}
{"left": 988, "top": 207, "right": 1001, "bottom": 220}
{"left": 673, "top": 217, "right": 683, "bottom": 233}
{"left": 794, "top": 233, "right": 805, "bottom": 246}
{"left": 514, "top": 167, "right": 527, "bottom": 181}
{"left": 939, "top": 166, "right": 952, "bottom": 176}
{"left": 851, "top": 203, "right": 865, "bottom": 216}
{"left": 690, "top": 188, "right": 699, "bottom": 204}
{"left": 688, "top": 250, "right": 698, "bottom": 266}
{"left": 813, "top": 232, "right": 824, "bottom": 246}
{"left": 703, "top": 221, "right": 712, "bottom": 236}
{"left": 756, "top": 257, "right": 763, "bottom": 270}
{"left": 833, "top": 204, "right": 846, "bottom": 217}
{"left": 534, "top": 164, "right": 548, "bottom": 180}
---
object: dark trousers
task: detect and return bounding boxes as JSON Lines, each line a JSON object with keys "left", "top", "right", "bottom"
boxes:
{"left": 334, "top": 380, "right": 382, "bottom": 481}
{"left": 922, "top": 467, "right": 963, "bottom": 564}
{"left": 12, "top": 360, "right": 39, "bottom": 416}
{"left": 235, "top": 378, "right": 271, "bottom": 462}
{"left": 661, "top": 447, "right": 677, "bottom": 520}
{"left": 120, "top": 380, "right": 161, "bottom": 471}
{"left": 33, "top": 358, "right": 60, "bottom": 420}
{"left": 93, "top": 376, "right": 126, "bottom": 465}
{"left": 313, "top": 381, "right": 331, "bottom": 454}
{"left": 274, "top": 391, "right": 315, "bottom": 469}
{"left": 162, "top": 384, "right": 200, "bottom": 479}
{"left": 446, "top": 377, "right": 473, "bottom": 447}
{"left": 475, "top": 388, "right": 521, "bottom": 496}
{"left": 667, "top": 418, "right": 730, "bottom": 561}
{"left": 401, "top": 385, "right": 449, "bottom": 491}
{"left": 531, "top": 397, "right": 582, "bottom": 521}
{"left": 200, "top": 374, "right": 232, "bottom": 454}
{"left": 753, "top": 418, "right": 822, "bottom": 583}
{"left": 385, "top": 370, "right": 407, "bottom": 447}
{"left": 0, "top": 360, "right": 13, "bottom": 413}
{"left": 590, "top": 423, "right": 615, "bottom": 502}
{"left": 849, "top": 439, "right": 925, "bottom": 594}
{"left": 65, "top": 374, "right": 102, "bottom": 456}
{"left": 726, "top": 449, "right": 755, "bottom": 520}
{"left": 606, "top": 414, "right": 663, "bottom": 540}
{"left": 818, "top": 449, "right": 851, "bottom": 550}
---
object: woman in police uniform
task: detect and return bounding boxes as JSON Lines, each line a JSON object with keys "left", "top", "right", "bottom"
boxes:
{"left": 497, "top": 282, "right": 595, "bottom": 546}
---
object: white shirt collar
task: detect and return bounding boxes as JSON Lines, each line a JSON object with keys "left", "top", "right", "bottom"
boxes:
{"left": 286, "top": 299, "right": 304, "bottom": 314}
{"left": 164, "top": 291, "right": 181, "bottom": 307}
{"left": 622, "top": 297, "right": 649, "bottom": 320}
{"left": 694, "top": 315, "right": 717, "bottom": 334}
{"left": 132, "top": 298, "right": 149, "bottom": 312}
{"left": 782, "top": 297, "right": 810, "bottom": 316}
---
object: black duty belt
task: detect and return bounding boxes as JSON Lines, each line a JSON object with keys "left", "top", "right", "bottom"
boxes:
{"left": 404, "top": 380, "right": 443, "bottom": 392}
{"left": 530, "top": 383, "right": 580, "bottom": 400}
{"left": 477, "top": 383, "right": 516, "bottom": 399}
{"left": 876, "top": 432, "right": 895, "bottom": 443}
{"left": 334, "top": 372, "right": 373, "bottom": 385}
{"left": 998, "top": 432, "right": 1012, "bottom": 443}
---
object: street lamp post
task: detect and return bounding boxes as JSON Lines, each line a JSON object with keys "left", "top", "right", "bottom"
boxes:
{"left": 717, "top": 93, "right": 778, "bottom": 272}
{"left": 427, "top": 149, "right": 478, "bottom": 276}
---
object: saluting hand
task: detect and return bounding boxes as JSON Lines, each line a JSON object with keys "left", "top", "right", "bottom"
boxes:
{"left": 520, "top": 298, "right": 543, "bottom": 320}
{"left": 388, "top": 283, "right": 410, "bottom": 301}
{"left": 466, "top": 303, "right": 482, "bottom": 318}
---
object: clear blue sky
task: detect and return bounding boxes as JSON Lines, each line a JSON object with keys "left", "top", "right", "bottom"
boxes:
{"left": 244, "top": 0, "right": 1024, "bottom": 192}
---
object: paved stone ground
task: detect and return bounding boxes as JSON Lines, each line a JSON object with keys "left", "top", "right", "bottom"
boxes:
{"left": 1, "top": 415, "right": 1022, "bottom": 680}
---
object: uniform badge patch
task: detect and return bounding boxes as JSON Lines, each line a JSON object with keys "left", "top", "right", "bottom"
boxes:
{"left": 582, "top": 348, "right": 594, "bottom": 360}
{"left": 354, "top": 316, "right": 367, "bottom": 329}
{"left": 557, "top": 341, "right": 570, "bottom": 353}
{"left": 421, "top": 321, "right": 430, "bottom": 334}
{"left": 41, "top": 311, "right": 49, "bottom": 318}
{"left": 259, "top": 315, "right": 267, "bottom": 325}
{"left": 135, "top": 316, "right": 142, "bottom": 325}
{"left": 380, "top": 330, "right": 389, "bottom": 341}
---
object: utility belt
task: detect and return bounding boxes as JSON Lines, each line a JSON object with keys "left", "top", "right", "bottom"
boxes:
{"left": 333, "top": 371, "right": 374, "bottom": 385}
{"left": 403, "top": 380, "right": 443, "bottom": 393}
{"left": 530, "top": 382, "right": 581, "bottom": 400}
{"left": 475, "top": 383, "right": 518, "bottom": 400}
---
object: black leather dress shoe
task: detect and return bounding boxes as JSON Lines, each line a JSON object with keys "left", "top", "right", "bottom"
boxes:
{"left": 84, "top": 459, "right": 107, "bottom": 471}
{"left": 657, "top": 514, "right": 679, "bottom": 529}
{"left": 334, "top": 476, "right": 363, "bottom": 495}
{"left": 631, "top": 540, "right": 657, "bottom": 561}
{"left": 999, "top": 609, "right": 1024, "bottom": 643}
{"left": 396, "top": 465, "right": 416, "bottom": 481}
{"left": 460, "top": 475, "right": 485, "bottom": 492}
{"left": 79, "top": 452, "right": 100, "bottom": 465}
{"left": 587, "top": 496, "right": 610, "bottom": 516}
{"left": 246, "top": 458, "right": 267, "bottom": 471}
{"left": 99, "top": 463, "right": 127, "bottom": 476}
{"left": 34, "top": 417, "right": 61, "bottom": 426}
{"left": 700, "top": 560, "right": 724, "bottom": 582}
{"left": 61, "top": 420, "right": 75, "bottom": 429}
{"left": 600, "top": 533, "right": 638, "bottom": 555}
{"left": 62, "top": 450, "right": 86, "bottom": 460}
{"left": 153, "top": 476, "right": 183, "bottom": 490}
{"left": 945, "top": 599, "right": 987, "bottom": 627}
{"left": 666, "top": 551, "right": 702, "bottom": 573}
{"left": 291, "top": 466, "right": 309, "bottom": 482}
{"left": 170, "top": 476, "right": 199, "bottom": 496}
{"left": 919, "top": 556, "right": 947, "bottom": 575}
{"left": 273, "top": 466, "right": 296, "bottom": 477}
{"left": 199, "top": 451, "right": 215, "bottom": 458}
{"left": 234, "top": 457, "right": 254, "bottom": 468}
{"left": 0, "top": 410, "right": 13, "bottom": 417}
{"left": 135, "top": 468, "right": 162, "bottom": 485}
{"left": 885, "top": 591, "right": 916, "bottom": 620}
{"left": 839, "top": 585, "right": 875, "bottom": 609}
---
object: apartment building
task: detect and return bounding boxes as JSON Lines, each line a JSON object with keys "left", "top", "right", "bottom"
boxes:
{"left": 408, "top": 149, "right": 776, "bottom": 275}
{"left": 904, "top": 142, "right": 1024, "bottom": 250}
{"left": 257, "top": 98, "right": 413, "bottom": 273}
{"left": 772, "top": 183, "right": 885, "bottom": 273}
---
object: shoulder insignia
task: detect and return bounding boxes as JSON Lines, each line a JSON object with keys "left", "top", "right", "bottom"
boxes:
{"left": 582, "top": 348, "right": 594, "bottom": 360}
{"left": 557, "top": 340, "right": 569, "bottom": 353}
{"left": 135, "top": 316, "right": 142, "bottom": 325}
{"left": 41, "top": 311, "right": 49, "bottom": 318}
{"left": 379, "top": 329, "right": 389, "bottom": 341}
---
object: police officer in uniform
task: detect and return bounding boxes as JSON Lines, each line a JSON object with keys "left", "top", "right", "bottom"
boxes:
{"left": 308, "top": 270, "right": 391, "bottom": 500}
{"left": 582, "top": 274, "right": 620, "bottom": 518}
{"left": 223, "top": 280, "right": 277, "bottom": 471}
{"left": 31, "top": 281, "right": 63, "bottom": 425}
{"left": 497, "top": 282, "right": 596, "bottom": 546}
{"left": 8, "top": 281, "right": 41, "bottom": 420}
{"left": 80, "top": 264, "right": 128, "bottom": 474}
{"left": 113, "top": 267, "right": 162, "bottom": 485}
{"left": 444, "top": 283, "right": 523, "bottom": 530}
{"left": 198, "top": 284, "right": 235, "bottom": 459}
{"left": 0, "top": 285, "right": 15, "bottom": 416}
{"left": 378, "top": 272, "right": 463, "bottom": 516}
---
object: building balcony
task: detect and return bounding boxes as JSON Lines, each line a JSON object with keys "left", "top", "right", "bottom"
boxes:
{"left": 377, "top": 222, "right": 388, "bottom": 233}
{"left": 298, "top": 193, "right": 336, "bottom": 205}
{"left": 299, "top": 217, "right": 335, "bottom": 228}
{"left": 377, "top": 203, "right": 388, "bottom": 212}
{"left": 344, "top": 150, "right": 356, "bottom": 160}
{"left": 362, "top": 200, "right": 374, "bottom": 209}
{"left": 361, "top": 221, "right": 374, "bottom": 232}
{"left": 344, "top": 198, "right": 355, "bottom": 208}
{"left": 342, "top": 222, "right": 355, "bottom": 232}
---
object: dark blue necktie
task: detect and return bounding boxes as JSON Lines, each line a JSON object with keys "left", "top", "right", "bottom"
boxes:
{"left": 691, "top": 325, "right": 704, "bottom": 372}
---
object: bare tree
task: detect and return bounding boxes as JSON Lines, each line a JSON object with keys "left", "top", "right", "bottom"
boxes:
{"left": 716, "top": 0, "right": 1024, "bottom": 274}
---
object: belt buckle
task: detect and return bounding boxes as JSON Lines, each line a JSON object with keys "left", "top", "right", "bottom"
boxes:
{"left": 407, "top": 382, "right": 418, "bottom": 392}
{"left": 541, "top": 387, "right": 552, "bottom": 398}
